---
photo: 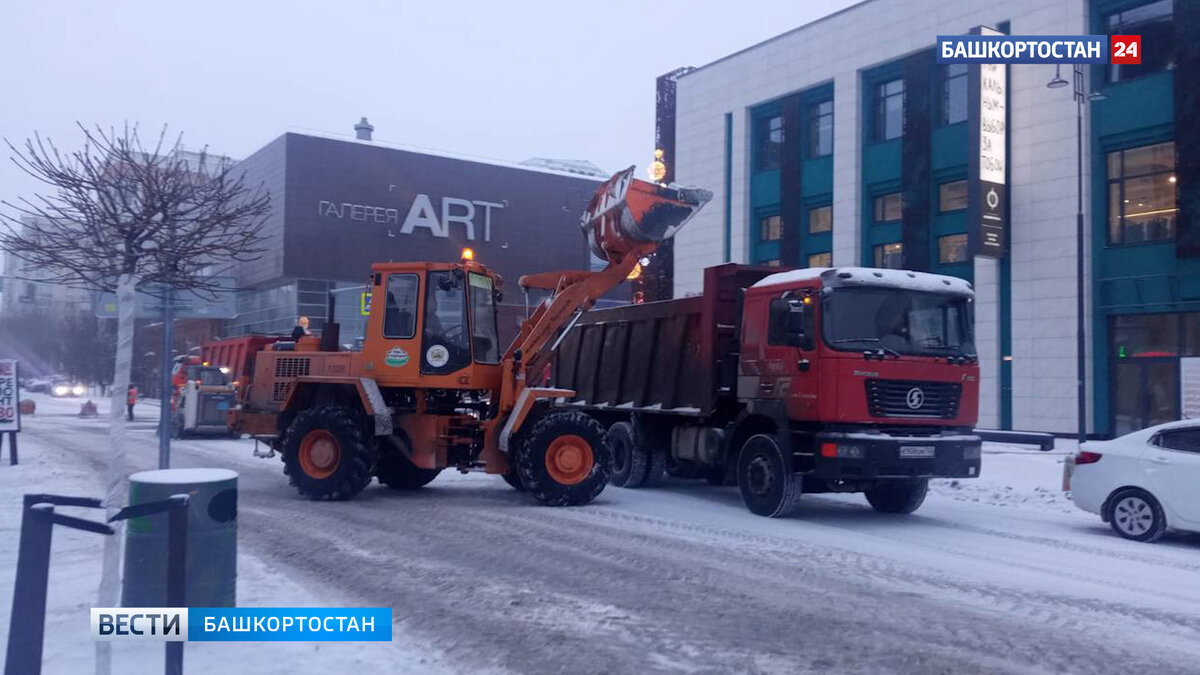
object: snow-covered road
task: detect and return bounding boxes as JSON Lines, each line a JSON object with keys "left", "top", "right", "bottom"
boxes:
{"left": 3, "top": 394, "right": 1199, "bottom": 674}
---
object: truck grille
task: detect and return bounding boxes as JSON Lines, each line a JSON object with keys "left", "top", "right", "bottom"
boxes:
{"left": 865, "top": 379, "right": 961, "bottom": 419}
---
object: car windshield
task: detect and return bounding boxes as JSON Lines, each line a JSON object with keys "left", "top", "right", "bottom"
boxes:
{"left": 823, "top": 286, "right": 974, "bottom": 356}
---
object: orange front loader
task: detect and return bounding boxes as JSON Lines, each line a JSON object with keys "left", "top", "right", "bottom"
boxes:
{"left": 221, "top": 167, "right": 711, "bottom": 505}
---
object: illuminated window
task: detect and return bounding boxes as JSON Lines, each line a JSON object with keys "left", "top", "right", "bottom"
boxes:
{"left": 875, "top": 78, "right": 904, "bottom": 141}
{"left": 808, "top": 205, "right": 832, "bottom": 233}
{"left": 873, "top": 242, "right": 903, "bottom": 269}
{"left": 938, "top": 234, "right": 969, "bottom": 264}
{"left": 1107, "top": 141, "right": 1176, "bottom": 244}
{"left": 873, "top": 192, "right": 903, "bottom": 223}
{"left": 938, "top": 180, "right": 968, "bottom": 212}
{"left": 808, "top": 252, "right": 832, "bottom": 267}
{"left": 759, "top": 214, "right": 782, "bottom": 242}
{"left": 809, "top": 100, "right": 833, "bottom": 157}
{"left": 755, "top": 115, "right": 783, "bottom": 171}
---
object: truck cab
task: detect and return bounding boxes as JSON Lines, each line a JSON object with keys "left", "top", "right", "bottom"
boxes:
{"left": 741, "top": 267, "right": 980, "bottom": 485}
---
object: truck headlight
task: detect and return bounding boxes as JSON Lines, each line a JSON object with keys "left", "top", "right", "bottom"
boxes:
{"left": 820, "top": 443, "right": 864, "bottom": 459}
{"left": 964, "top": 444, "right": 982, "bottom": 460}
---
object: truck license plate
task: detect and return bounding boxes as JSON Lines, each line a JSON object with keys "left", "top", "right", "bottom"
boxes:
{"left": 899, "top": 446, "right": 936, "bottom": 458}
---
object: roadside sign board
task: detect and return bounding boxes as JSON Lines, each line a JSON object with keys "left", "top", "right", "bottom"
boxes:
{"left": 1181, "top": 357, "right": 1200, "bottom": 420}
{"left": 0, "top": 360, "right": 21, "bottom": 433}
{"left": 967, "top": 25, "right": 1009, "bottom": 258}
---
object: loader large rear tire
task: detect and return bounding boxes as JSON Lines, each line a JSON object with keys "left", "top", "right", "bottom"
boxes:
{"left": 282, "top": 405, "right": 375, "bottom": 501}
{"left": 376, "top": 446, "right": 441, "bottom": 489}
{"left": 517, "top": 411, "right": 610, "bottom": 506}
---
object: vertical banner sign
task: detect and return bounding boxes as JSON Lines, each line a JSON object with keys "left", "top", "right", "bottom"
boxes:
{"left": 0, "top": 360, "right": 20, "bottom": 433}
{"left": 1182, "top": 357, "right": 1200, "bottom": 420}
{"left": 968, "top": 26, "right": 1009, "bottom": 258}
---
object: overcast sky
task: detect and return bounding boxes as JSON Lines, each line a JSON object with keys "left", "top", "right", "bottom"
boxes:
{"left": 0, "top": 0, "right": 856, "bottom": 201}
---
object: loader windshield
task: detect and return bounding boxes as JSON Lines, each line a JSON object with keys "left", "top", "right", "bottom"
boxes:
{"left": 423, "top": 270, "right": 471, "bottom": 374}
{"left": 823, "top": 287, "right": 974, "bottom": 357}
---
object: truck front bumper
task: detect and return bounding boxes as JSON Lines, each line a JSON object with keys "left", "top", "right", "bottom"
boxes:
{"left": 810, "top": 432, "right": 982, "bottom": 480}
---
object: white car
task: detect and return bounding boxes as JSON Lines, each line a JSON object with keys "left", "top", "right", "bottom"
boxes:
{"left": 1065, "top": 419, "right": 1200, "bottom": 543}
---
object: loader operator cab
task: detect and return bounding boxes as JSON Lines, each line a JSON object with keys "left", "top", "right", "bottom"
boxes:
{"left": 375, "top": 258, "right": 502, "bottom": 383}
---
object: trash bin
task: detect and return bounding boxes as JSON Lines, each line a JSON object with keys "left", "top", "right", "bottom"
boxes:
{"left": 121, "top": 468, "right": 238, "bottom": 607}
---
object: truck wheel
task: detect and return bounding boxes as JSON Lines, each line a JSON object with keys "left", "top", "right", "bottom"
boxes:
{"left": 517, "top": 410, "right": 611, "bottom": 506}
{"left": 627, "top": 418, "right": 669, "bottom": 488}
{"left": 864, "top": 479, "right": 929, "bottom": 514}
{"left": 281, "top": 406, "right": 375, "bottom": 501}
{"left": 737, "top": 434, "right": 803, "bottom": 518}
{"left": 606, "top": 421, "right": 646, "bottom": 488}
{"left": 376, "top": 448, "right": 441, "bottom": 489}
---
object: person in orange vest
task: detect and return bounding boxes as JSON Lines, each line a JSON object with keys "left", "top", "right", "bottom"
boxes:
{"left": 126, "top": 384, "right": 138, "bottom": 421}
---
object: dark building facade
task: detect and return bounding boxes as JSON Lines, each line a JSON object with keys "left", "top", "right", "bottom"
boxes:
{"left": 227, "top": 132, "right": 604, "bottom": 344}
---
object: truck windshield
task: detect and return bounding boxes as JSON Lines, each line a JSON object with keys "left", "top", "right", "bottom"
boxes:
{"left": 469, "top": 273, "right": 500, "bottom": 364}
{"left": 823, "top": 287, "right": 974, "bottom": 357}
{"left": 423, "top": 270, "right": 471, "bottom": 374}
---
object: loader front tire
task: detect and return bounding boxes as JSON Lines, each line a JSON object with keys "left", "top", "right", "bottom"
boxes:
{"left": 282, "top": 405, "right": 375, "bottom": 501}
{"left": 517, "top": 411, "right": 610, "bottom": 506}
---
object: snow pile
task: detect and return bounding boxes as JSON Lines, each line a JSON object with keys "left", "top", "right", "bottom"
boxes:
{"left": 931, "top": 446, "right": 1077, "bottom": 514}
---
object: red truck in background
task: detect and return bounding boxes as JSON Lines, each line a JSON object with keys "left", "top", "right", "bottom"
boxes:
{"left": 552, "top": 263, "right": 982, "bottom": 517}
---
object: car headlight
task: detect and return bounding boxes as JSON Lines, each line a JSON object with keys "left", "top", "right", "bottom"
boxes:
{"left": 72, "top": 385, "right": 85, "bottom": 396}
{"left": 53, "top": 385, "right": 69, "bottom": 396}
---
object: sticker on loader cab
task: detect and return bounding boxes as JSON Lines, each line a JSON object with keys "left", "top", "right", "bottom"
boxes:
{"left": 426, "top": 345, "right": 450, "bottom": 368}
{"left": 384, "top": 347, "right": 409, "bottom": 367}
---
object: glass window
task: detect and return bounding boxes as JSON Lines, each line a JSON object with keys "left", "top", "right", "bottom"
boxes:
{"left": 938, "top": 180, "right": 968, "bottom": 212}
{"left": 808, "top": 252, "right": 832, "bottom": 267}
{"left": 756, "top": 115, "right": 783, "bottom": 171}
{"left": 940, "top": 64, "right": 968, "bottom": 125}
{"left": 875, "top": 78, "right": 905, "bottom": 141}
{"left": 808, "top": 205, "right": 832, "bottom": 233}
{"left": 1111, "top": 313, "right": 1179, "bottom": 358}
{"left": 809, "top": 100, "right": 833, "bottom": 157}
{"left": 760, "top": 214, "right": 782, "bottom": 242}
{"left": 938, "top": 234, "right": 969, "bottom": 264}
{"left": 1156, "top": 429, "right": 1200, "bottom": 453}
{"left": 1107, "top": 0, "right": 1173, "bottom": 83}
{"left": 422, "top": 270, "right": 470, "bottom": 374}
{"left": 823, "top": 287, "right": 974, "bottom": 356}
{"left": 874, "top": 192, "right": 904, "bottom": 223}
{"left": 874, "top": 242, "right": 904, "bottom": 269}
{"left": 1107, "top": 141, "right": 1176, "bottom": 245}
{"left": 468, "top": 273, "right": 500, "bottom": 364}
{"left": 382, "top": 273, "right": 419, "bottom": 339}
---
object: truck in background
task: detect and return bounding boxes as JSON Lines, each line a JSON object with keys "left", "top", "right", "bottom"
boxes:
{"left": 552, "top": 263, "right": 982, "bottom": 517}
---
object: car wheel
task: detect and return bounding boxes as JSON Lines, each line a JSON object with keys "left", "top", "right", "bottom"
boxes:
{"left": 1106, "top": 488, "right": 1167, "bottom": 543}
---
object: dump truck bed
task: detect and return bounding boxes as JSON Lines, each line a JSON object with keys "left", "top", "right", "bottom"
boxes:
{"left": 552, "top": 264, "right": 777, "bottom": 416}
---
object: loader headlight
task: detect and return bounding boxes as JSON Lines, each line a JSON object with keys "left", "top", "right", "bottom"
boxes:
{"left": 219, "top": 367, "right": 230, "bottom": 375}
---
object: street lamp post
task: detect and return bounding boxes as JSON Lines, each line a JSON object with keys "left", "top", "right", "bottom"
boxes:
{"left": 1048, "top": 63, "right": 1104, "bottom": 447}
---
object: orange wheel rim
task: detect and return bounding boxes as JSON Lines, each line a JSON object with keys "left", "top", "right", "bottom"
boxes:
{"left": 545, "top": 434, "right": 594, "bottom": 485}
{"left": 298, "top": 429, "right": 340, "bottom": 479}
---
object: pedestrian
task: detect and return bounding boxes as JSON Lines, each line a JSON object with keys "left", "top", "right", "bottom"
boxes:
{"left": 126, "top": 384, "right": 138, "bottom": 421}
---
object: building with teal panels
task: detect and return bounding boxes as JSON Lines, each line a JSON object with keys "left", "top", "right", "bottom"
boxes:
{"left": 666, "top": 0, "right": 1193, "bottom": 437}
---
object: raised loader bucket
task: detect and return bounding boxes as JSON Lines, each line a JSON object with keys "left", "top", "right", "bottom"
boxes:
{"left": 581, "top": 166, "right": 712, "bottom": 262}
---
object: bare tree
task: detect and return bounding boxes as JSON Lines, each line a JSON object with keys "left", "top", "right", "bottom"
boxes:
{"left": 0, "top": 123, "right": 269, "bottom": 675}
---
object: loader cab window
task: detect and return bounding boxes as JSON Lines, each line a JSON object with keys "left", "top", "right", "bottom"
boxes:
{"left": 383, "top": 273, "right": 419, "bottom": 339}
{"left": 469, "top": 273, "right": 501, "bottom": 364}
{"left": 423, "top": 270, "right": 471, "bottom": 374}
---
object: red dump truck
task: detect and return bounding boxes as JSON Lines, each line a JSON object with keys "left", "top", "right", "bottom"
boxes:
{"left": 552, "top": 263, "right": 982, "bottom": 517}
